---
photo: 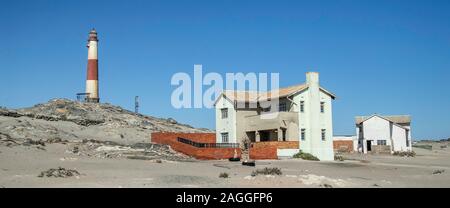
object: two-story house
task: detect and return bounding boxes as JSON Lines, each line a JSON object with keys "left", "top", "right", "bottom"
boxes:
{"left": 214, "top": 72, "right": 336, "bottom": 161}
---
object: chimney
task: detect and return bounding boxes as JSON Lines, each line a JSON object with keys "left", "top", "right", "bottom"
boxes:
{"left": 85, "top": 28, "right": 99, "bottom": 103}
{"left": 303, "top": 71, "right": 321, "bottom": 157}
{"left": 306, "top": 72, "right": 319, "bottom": 87}
{"left": 301, "top": 71, "right": 334, "bottom": 161}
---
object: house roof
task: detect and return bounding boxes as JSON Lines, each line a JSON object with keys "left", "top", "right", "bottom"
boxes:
{"left": 221, "top": 90, "right": 259, "bottom": 103}
{"left": 355, "top": 115, "right": 411, "bottom": 131}
{"left": 217, "top": 83, "right": 336, "bottom": 104}
{"left": 355, "top": 115, "right": 411, "bottom": 125}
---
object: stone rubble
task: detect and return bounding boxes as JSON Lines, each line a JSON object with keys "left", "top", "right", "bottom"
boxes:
{"left": 0, "top": 99, "right": 207, "bottom": 162}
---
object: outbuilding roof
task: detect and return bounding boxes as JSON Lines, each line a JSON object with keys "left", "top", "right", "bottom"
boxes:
{"left": 355, "top": 115, "right": 411, "bottom": 125}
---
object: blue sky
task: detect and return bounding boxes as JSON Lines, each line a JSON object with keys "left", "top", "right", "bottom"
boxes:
{"left": 1, "top": 0, "right": 449, "bottom": 140}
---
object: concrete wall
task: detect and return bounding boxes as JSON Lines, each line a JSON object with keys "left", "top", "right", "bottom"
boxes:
{"left": 235, "top": 106, "right": 258, "bottom": 143}
{"left": 392, "top": 124, "right": 411, "bottom": 151}
{"left": 286, "top": 122, "right": 299, "bottom": 141}
{"left": 333, "top": 136, "right": 355, "bottom": 141}
{"left": 277, "top": 149, "right": 300, "bottom": 157}
{"left": 371, "top": 145, "right": 391, "bottom": 154}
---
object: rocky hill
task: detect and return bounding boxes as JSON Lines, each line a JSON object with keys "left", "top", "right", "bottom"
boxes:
{"left": 0, "top": 99, "right": 211, "bottom": 145}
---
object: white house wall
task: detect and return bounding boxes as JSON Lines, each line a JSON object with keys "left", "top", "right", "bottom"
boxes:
{"left": 362, "top": 116, "right": 391, "bottom": 148}
{"left": 293, "top": 89, "right": 334, "bottom": 161}
{"left": 318, "top": 90, "right": 334, "bottom": 160}
{"left": 391, "top": 124, "right": 410, "bottom": 151}
{"left": 294, "top": 90, "right": 311, "bottom": 153}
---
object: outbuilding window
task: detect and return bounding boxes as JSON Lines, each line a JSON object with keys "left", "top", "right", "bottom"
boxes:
{"left": 377, "top": 140, "right": 387, "bottom": 145}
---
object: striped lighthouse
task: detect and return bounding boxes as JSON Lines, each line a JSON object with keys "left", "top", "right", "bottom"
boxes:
{"left": 85, "top": 28, "right": 100, "bottom": 103}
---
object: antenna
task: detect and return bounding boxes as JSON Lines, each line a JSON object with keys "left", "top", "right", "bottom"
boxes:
{"left": 135, "top": 96, "right": 139, "bottom": 114}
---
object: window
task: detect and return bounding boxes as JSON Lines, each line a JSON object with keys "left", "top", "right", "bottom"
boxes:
{"left": 279, "top": 103, "right": 287, "bottom": 112}
{"left": 320, "top": 102, "right": 325, "bottom": 113}
{"left": 301, "top": 129, "right": 306, "bottom": 141}
{"left": 221, "top": 108, "right": 228, "bottom": 119}
{"left": 300, "top": 101, "right": 304, "bottom": 112}
{"left": 321, "top": 129, "right": 326, "bottom": 141}
{"left": 377, "top": 140, "right": 387, "bottom": 145}
{"left": 221, "top": 133, "right": 229, "bottom": 143}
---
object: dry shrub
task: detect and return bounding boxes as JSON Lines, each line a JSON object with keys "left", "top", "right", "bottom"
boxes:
{"left": 251, "top": 167, "right": 282, "bottom": 176}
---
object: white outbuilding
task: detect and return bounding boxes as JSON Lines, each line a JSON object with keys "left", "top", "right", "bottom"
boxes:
{"left": 355, "top": 115, "right": 412, "bottom": 154}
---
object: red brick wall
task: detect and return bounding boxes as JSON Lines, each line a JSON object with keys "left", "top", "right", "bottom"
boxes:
{"left": 251, "top": 141, "right": 299, "bottom": 149}
{"left": 152, "top": 132, "right": 216, "bottom": 144}
{"left": 151, "top": 132, "right": 240, "bottom": 160}
{"left": 333, "top": 140, "right": 354, "bottom": 153}
{"left": 249, "top": 141, "right": 299, "bottom": 159}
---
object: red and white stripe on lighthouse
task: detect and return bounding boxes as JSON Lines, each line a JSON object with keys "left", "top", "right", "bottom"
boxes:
{"left": 85, "top": 28, "right": 99, "bottom": 103}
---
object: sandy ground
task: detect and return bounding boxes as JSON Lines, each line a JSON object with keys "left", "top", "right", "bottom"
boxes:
{"left": 1, "top": 142, "right": 450, "bottom": 188}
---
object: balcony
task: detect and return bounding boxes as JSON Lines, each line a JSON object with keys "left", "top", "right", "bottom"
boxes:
{"left": 244, "top": 111, "right": 298, "bottom": 132}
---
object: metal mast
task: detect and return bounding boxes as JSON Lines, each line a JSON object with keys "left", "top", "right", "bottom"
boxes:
{"left": 135, "top": 96, "right": 139, "bottom": 113}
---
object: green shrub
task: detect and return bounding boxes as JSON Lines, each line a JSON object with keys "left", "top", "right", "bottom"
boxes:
{"left": 219, "top": 172, "right": 229, "bottom": 178}
{"left": 251, "top": 167, "right": 282, "bottom": 176}
{"left": 293, "top": 150, "right": 320, "bottom": 161}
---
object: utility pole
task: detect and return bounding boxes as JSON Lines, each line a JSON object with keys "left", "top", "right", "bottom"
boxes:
{"left": 135, "top": 96, "right": 139, "bottom": 114}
